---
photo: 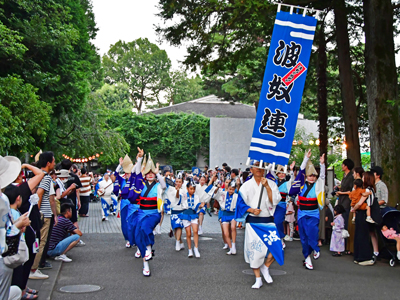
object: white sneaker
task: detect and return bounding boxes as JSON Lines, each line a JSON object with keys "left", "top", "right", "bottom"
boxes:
{"left": 366, "top": 216, "right": 375, "bottom": 224}
{"left": 198, "top": 226, "right": 203, "bottom": 235}
{"left": 251, "top": 278, "right": 263, "bottom": 289}
{"left": 222, "top": 243, "right": 228, "bottom": 250}
{"left": 76, "top": 240, "right": 86, "bottom": 247}
{"left": 282, "top": 240, "right": 286, "bottom": 249}
{"left": 105, "top": 217, "right": 108, "bottom": 221}
{"left": 194, "top": 247, "right": 200, "bottom": 258}
{"left": 313, "top": 251, "right": 320, "bottom": 260}
{"left": 180, "top": 242, "right": 185, "bottom": 250}
{"left": 135, "top": 248, "right": 141, "bottom": 258}
{"left": 175, "top": 240, "right": 181, "bottom": 251}
{"left": 29, "top": 269, "right": 49, "bottom": 280}
{"left": 55, "top": 254, "right": 72, "bottom": 262}
{"left": 260, "top": 264, "right": 273, "bottom": 283}
{"left": 188, "top": 249, "right": 193, "bottom": 258}
{"left": 304, "top": 256, "right": 313, "bottom": 270}
{"left": 125, "top": 241, "right": 131, "bottom": 248}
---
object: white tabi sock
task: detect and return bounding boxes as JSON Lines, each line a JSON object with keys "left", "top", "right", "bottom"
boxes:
{"left": 252, "top": 277, "right": 263, "bottom": 289}
{"left": 374, "top": 252, "right": 379, "bottom": 257}
{"left": 223, "top": 243, "right": 228, "bottom": 249}
{"left": 260, "top": 265, "right": 273, "bottom": 283}
{"left": 143, "top": 261, "right": 150, "bottom": 272}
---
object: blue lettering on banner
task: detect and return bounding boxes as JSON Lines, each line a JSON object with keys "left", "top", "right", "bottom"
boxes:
{"left": 248, "top": 10, "right": 317, "bottom": 166}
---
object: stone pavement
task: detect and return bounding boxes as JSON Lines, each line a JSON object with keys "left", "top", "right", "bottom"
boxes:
{"left": 78, "top": 201, "right": 224, "bottom": 234}
{"left": 28, "top": 202, "right": 400, "bottom": 300}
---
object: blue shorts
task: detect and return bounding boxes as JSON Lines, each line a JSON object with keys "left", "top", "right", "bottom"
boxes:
{"left": 47, "top": 234, "right": 80, "bottom": 257}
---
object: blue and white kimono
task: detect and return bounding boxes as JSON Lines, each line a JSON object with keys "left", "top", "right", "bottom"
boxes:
{"left": 289, "top": 158, "right": 325, "bottom": 259}
{"left": 165, "top": 185, "right": 186, "bottom": 230}
{"left": 113, "top": 170, "right": 142, "bottom": 242}
{"left": 133, "top": 175, "right": 166, "bottom": 257}
{"left": 234, "top": 177, "right": 284, "bottom": 268}
{"left": 267, "top": 171, "right": 294, "bottom": 239}
{"left": 214, "top": 189, "right": 238, "bottom": 223}
{"left": 195, "top": 183, "right": 214, "bottom": 214}
{"left": 178, "top": 192, "right": 202, "bottom": 225}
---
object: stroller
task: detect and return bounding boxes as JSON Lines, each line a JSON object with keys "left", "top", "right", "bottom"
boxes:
{"left": 377, "top": 206, "right": 400, "bottom": 267}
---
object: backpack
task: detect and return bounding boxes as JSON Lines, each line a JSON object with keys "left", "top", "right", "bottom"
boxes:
{"left": 369, "top": 189, "right": 383, "bottom": 225}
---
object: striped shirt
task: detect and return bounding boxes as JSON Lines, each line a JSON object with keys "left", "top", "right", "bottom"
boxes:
{"left": 80, "top": 175, "right": 92, "bottom": 196}
{"left": 38, "top": 173, "right": 53, "bottom": 218}
{"left": 48, "top": 215, "right": 77, "bottom": 250}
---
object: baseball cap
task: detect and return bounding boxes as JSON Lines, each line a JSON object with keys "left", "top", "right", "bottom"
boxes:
{"left": 370, "top": 166, "right": 384, "bottom": 177}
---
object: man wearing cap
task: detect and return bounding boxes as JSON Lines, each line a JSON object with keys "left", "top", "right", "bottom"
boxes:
{"left": 370, "top": 166, "right": 389, "bottom": 209}
{"left": 234, "top": 160, "right": 282, "bottom": 289}
{"left": 289, "top": 149, "right": 326, "bottom": 270}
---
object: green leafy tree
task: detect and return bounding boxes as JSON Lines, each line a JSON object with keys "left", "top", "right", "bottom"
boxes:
{"left": 0, "top": 0, "right": 101, "bottom": 152}
{"left": 109, "top": 112, "right": 209, "bottom": 169}
{"left": 47, "top": 90, "right": 130, "bottom": 165}
{"left": 164, "top": 71, "right": 208, "bottom": 106}
{"left": 103, "top": 38, "right": 171, "bottom": 112}
{"left": 94, "top": 83, "right": 132, "bottom": 111}
{"left": 0, "top": 76, "right": 51, "bottom": 154}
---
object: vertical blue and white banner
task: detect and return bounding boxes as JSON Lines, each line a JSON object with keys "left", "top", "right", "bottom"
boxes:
{"left": 248, "top": 10, "right": 317, "bottom": 166}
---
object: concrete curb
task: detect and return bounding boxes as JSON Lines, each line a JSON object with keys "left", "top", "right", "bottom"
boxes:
{"left": 27, "top": 260, "right": 63, "bottom": 300}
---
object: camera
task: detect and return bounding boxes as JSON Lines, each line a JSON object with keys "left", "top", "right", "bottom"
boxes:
{"left": 331, "top": 186, "right": 339, "bottom": 196}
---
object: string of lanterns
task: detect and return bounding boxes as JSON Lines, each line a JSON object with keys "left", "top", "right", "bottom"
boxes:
{"left": 62, "top": 152, "right": 103, "bottom": 163}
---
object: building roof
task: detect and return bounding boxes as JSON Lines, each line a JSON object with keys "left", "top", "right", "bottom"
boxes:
{"left": 147, "top": 95, "right": 257, "bottom": 118}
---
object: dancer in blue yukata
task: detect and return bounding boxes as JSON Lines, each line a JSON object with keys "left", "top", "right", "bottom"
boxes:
{"left": 133, "top": 154, "right": 166, "bottom": 277}
{"left": 214, "top": 179, "right": 238, "bottom": 255}
{"left": 178, "top": 180, "right": 204, "bottom": 258}
{"left": 97, "top": 173, "right": 117, "bottom": 221}
{"left": 165, "top": 173, "right": 186, "bottom": 252}
{"left": 235, "top": 160, "right": 283, "bottom": 289}
{"left": 112, "top": 149, "right": 144, "bottom": 248}
{"left": 289, "top": 149, "right": 325, "bottom": 270}
{"left": 267, "top": 161, "right": 295, "bottom": 249}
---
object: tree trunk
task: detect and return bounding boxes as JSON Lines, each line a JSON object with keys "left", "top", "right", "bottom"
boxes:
{"left": 333, "top": 0, "right": 361, "bottom": 167}
{"left": 317, "top": 23, "right": 328, "bottom": 160}
{"left": 363, "top": 0, "right": 400, "bottom": 207}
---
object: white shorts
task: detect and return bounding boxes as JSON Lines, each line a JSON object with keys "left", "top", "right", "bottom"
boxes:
{"left": 182, "top": 218, "right": 198, "bottom": 228}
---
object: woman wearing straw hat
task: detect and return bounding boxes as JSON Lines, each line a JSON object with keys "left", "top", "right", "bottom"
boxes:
{"left": 289, "top": 149, "right": 326, "bottom": 270}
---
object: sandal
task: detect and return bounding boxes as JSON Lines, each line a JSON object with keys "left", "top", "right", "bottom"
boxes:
{"left": 21, "top": 293, "right": 38, "bottom": 300}
{"left": 25, "top": 288, "right": 38, "bottom": 295}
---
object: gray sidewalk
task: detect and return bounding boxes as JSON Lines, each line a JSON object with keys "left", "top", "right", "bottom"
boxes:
{"left": 79, "top": 201, "right": 226, "bottom": 234}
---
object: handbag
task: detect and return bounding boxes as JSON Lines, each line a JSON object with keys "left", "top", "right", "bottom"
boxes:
{"left": 2, "top": 233, "right": 29, "bottom": 268}
{"left": 341, "top": 229, "right": 350, "bottom": 239}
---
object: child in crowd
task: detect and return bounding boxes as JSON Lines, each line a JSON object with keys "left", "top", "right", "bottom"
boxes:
{"left": 381, "top": 226, "right": 400, "bottom": 260}
{"left": 349, "top": 179, "right": 374, "bottom": 224}
{"left": 330, "top": 204, "right": 345, "bottom": 256}
{"left": 284, "top": 198, "right": 295, "bottom": 242}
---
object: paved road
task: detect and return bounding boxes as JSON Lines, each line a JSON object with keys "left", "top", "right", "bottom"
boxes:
{"left": 29, "top": 203, "right": 400, "bottom": 300}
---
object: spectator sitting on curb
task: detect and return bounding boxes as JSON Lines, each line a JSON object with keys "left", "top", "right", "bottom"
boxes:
{"left": 47, "top": 203, "right": 82, "bottom": 262}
